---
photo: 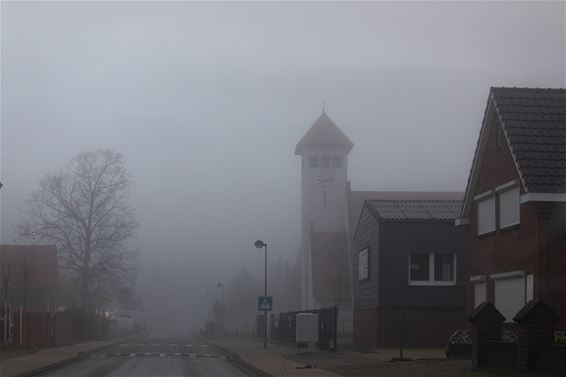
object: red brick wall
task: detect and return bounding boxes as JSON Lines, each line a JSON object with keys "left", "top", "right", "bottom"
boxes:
{"left": 537, "top": 203, "right": 566, "bottom": 329}
{"left": 466, "top": 117, "right": 566, "bottom": 329}
{"left": 353, "top": 309, "right": 377, "bottom": 347}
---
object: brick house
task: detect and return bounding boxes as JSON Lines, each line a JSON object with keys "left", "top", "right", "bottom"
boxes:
{"left": 457, "top": 87, "right": 566, "bottom": 328}
{"left": 352, "top": 193, "right": 466, "bottom": 347}
{"left": 0, "top": 244, "right": 58, "bottom": 312}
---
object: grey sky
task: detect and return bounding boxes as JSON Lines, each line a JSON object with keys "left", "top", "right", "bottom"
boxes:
{"left": 1, "top": 1, "right": 564, "bottom": 330}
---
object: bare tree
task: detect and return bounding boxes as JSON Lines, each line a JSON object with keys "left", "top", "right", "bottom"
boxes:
{"left": 18, "top": 149, "right": 138, "bottom": 310}
{"left": 225, "top": 269, "right": 261, "bottom": 331}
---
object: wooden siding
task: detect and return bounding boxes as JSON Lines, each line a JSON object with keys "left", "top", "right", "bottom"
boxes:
{"left": 379, "top": 221, "right": 467, "bottom": 309}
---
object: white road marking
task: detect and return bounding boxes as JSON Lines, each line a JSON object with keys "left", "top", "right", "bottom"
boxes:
{"left": 174, "top": 352, "right": 181, "bottom": 356}
{"left": 129, "top": 353, "right": 136, "bottom": 358}
{"left": 185, "top": 344, "right": 193, "bottom": 347}
{"left": 89, "top": 353, "right": 99, "bottom": 359}
{"left": 137, "top": 343, "right": 146, "bottom": 346}
{"left": 201, "top": 344, "right": 210, "bottom": 348}
{"left": 159, "top": 353, "right": 166, "bottom": 358}
{"left": 154, "top": 343, "right": 162, "bottom": 346}
{"left": 169, "top": 343, "right": 178, "bottom": 346}
{"left": 219, "top": 355, "right": 226, "bottom": 360}
{"left": 144, "top": 352, "right": 152, "bottom": 356}
{"left": 189, "top": 353, "right": 196, "bottom": 358}
{"left": 119, "top": 344, "right": 130, "bottom": 347}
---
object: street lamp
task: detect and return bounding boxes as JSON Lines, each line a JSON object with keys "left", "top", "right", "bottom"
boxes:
{"left": 254, "top": 239, "right": 268, "bottom": 348}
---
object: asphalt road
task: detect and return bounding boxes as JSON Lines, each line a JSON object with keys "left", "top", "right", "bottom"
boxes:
{"left": 38, "top": 335, "right": 252, "bottom": 377}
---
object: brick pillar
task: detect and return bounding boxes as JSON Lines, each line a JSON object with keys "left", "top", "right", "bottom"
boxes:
{"left": 467, "top": 302, "right": 505, "bottom": 369}
{"left": 513, "top": 299, "right": 558, "bottom": 372}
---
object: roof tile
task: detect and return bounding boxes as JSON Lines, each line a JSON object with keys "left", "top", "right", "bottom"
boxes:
{"left": 492, "top": 87, "right": 566, "bottom": 194}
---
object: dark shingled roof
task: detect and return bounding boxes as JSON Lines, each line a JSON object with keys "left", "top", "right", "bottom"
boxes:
{"left": 365, "top": 194, "right": 463, "bottom": 221}
{"left": 492, "top": 87, "right": 566, "bottom": 193}
{"left": 295, "top": 111, "right": 354, "bottom": 155}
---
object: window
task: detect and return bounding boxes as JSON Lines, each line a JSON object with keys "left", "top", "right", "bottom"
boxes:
{"left": 358, "top": 248, "right": 368, "bottom": 281}
{"left": 474, "top": 282, "right": 486, "bottom": 308}
{"left": 494, "top": 276, "right": 525, "bottom": 322}
{"left": 499, "top": 187, "right": 520, "bottom": 228}
{"left": 309, "top": 156, "right": 318, "bottom": 168}
{"left": 493, "top": 272, "right": 534, "bottom": 321}
{"left": 434, "top": 253, "right": 455, "bottom": 281}
{"left": 331, "top": 156, "right": 342, "bottom": 168}
{"left": 320, "top": 156, "right": 330, "bottom": 168}
{"left": 477, "top": 196, "right": 495, "bottom": 235}
{"left": 409, "top": 253, "right": 429, "bottom": 281}
{"left": 526, "top": 274, "right": 534, "bottom": 302}
{"left": 409, "top": 252, "right": 456, "bottom": 286}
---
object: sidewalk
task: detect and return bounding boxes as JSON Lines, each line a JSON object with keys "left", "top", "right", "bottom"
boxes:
{"left": 209, "top": 338, "right": 484, "bottom": 377}
{"left": 209, "top": 338, "right": 342, "bottom": 377}
{"left": 0, "top": 334, "right": 144, "bottom": 377}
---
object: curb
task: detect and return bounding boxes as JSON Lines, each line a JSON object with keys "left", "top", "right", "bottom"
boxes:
{"left": 207, "top": 342, "right": 274, "bottom": 377}
{"left": 11, "top": 332, "right": 148, "bottom": 377}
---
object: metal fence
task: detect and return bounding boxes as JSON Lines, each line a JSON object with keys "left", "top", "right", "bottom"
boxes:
{"left": 269, "top": 306, "right": 338, "bottom": 351}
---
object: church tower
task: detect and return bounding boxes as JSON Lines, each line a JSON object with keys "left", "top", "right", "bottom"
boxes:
{"left": 295, "top": 110, "right": 353, "bottom": 309}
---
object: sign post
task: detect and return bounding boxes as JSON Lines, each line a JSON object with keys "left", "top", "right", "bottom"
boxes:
{"left": 254, "top": 240, "right": 269, "bottom": 347}
{"left": 258, "top": 296, "right": 272, "bottom": 346}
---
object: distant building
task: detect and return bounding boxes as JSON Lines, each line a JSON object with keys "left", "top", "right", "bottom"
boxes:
{"left": 457, "top": 87, "right": 566, "bottom": 328}
{"left": 0, "top": 244, "right": 58, "bottom": 312}
{"left": 352, "top": 194, "right": 466, "bottom": 347}
{"left": 295, "top": 110, "right": 353, "bottom": 311}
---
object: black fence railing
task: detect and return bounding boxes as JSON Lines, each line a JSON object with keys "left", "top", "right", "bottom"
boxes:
{"left": 267, "top": 306, "right": 338, "bottom": 351}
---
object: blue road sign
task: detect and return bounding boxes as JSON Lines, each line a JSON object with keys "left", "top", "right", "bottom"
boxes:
{"left": 257, "top": 296, "right": 273, "bottom": 311}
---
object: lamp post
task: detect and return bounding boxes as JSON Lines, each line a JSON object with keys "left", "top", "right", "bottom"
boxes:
{"left": 254, "top": 239, "right": 268, "bottom": 348}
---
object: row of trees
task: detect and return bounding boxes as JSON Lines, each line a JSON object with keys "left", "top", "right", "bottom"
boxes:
{"left": 8, "top": 149, "right": 139, "bottom": 311}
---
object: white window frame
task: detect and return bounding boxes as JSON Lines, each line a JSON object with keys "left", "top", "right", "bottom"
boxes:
{"left": 476, "top": 194, "right": 496, "bottom": 235}
{"left": 498, "top": 185, "right": 520, "bottom": 229}
{"left": 358, "top": 248, "right": 369, "bottom": 281}
{"left": 408, "top": 252, "right": 457, "bottom": 286}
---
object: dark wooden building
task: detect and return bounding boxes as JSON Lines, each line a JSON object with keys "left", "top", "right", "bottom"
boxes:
{"left": 352, "top": 193, "right": 466, "bottom": 347}
{"left": 457, "top": 87, "right": 566, "bottom": 328}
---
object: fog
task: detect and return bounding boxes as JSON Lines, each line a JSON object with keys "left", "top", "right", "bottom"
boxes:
{"left": 1, "top": 1, "right": 564, "bottom": 333}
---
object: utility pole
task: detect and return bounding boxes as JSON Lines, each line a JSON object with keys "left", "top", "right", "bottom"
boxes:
{"left": 254, "top": 240, "right": 268, "bottom": 348}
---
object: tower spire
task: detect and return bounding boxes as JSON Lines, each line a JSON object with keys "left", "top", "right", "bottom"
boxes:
{"left": 322, "top": 100, "right": 326, "bottom": 114}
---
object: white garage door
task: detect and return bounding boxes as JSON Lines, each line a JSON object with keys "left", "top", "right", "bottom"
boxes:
{"left": 494, "top": 277, "right": 525, "bottom": 321}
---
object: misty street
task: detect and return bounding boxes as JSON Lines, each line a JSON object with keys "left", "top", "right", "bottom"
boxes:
{"left": 1, "top": 2, "right": 565, "bottom": 377}
{"left": 37, "top": 334, "right": 248, "bottom": 377}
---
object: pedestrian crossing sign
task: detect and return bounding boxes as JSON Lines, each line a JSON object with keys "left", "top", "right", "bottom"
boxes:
{"left": 257, "top": 296, "right": 273, "bottom": 311}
